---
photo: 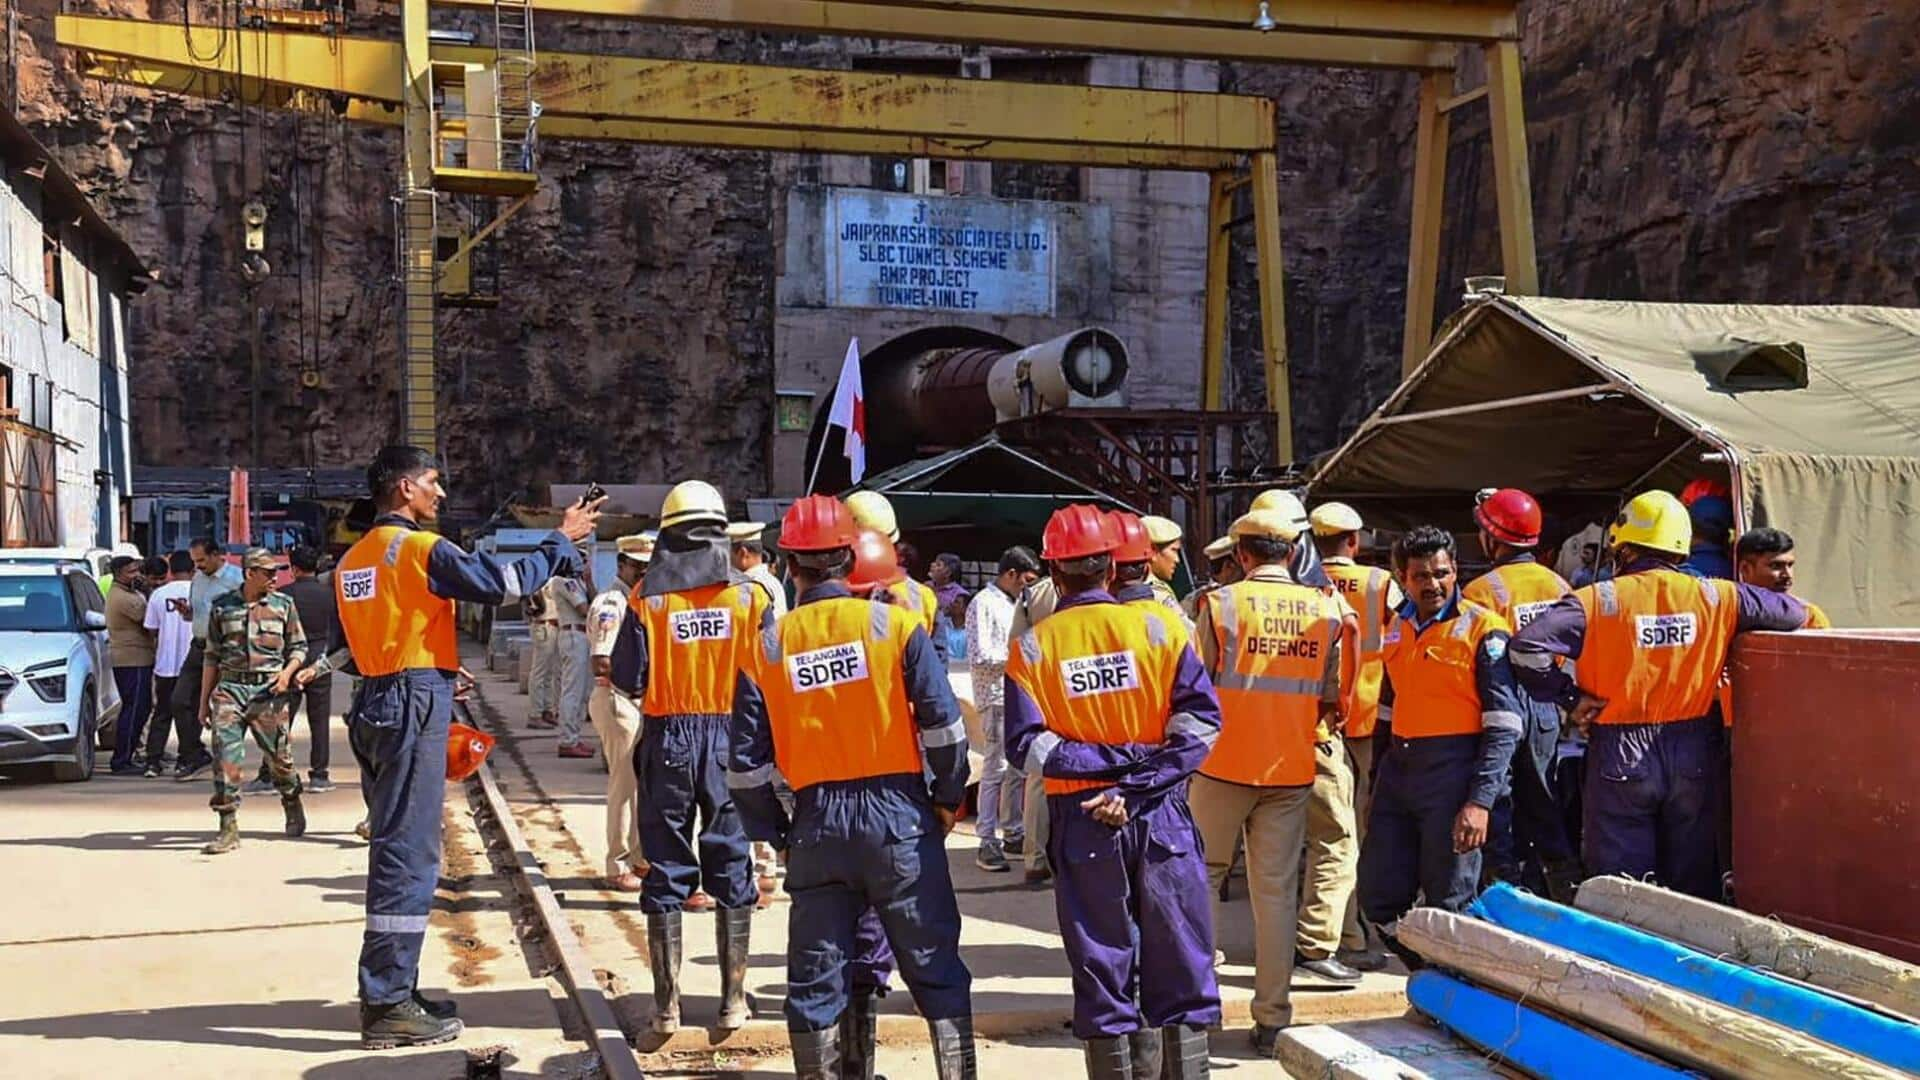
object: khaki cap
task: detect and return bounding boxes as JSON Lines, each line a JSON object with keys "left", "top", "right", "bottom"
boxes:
{"left": 616, "top": 533, "right": 655, "bottom": 561}
{"left": 1140, "top": 515, "right": 1183, "bottom": 546}
{"left": 1202, "top": 535, "right": 1235, "bottom": 561}
{"left": 725, "top": 521, "right": 767, "bottom": 542}
{"left": 1310, "top": 502, "right": 1364, "bottom": 536}
{"left": 1229, "top": 509, "right": 1303, "bottom": 543}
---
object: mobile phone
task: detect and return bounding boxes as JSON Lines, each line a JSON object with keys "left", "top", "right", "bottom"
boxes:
{"left": 580, "top": 481, "right": 608, "bottom": 506}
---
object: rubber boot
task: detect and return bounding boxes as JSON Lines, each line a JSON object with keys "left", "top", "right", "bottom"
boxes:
{"left": 1083, "top": 1036, "right": 1133, "bottom": 1079}
{"left": 283, "top": 794, "right": 307, "bottom": 838}
{"left": 792, "top": 1025, "right": 842, "bottom": 1080}
{"left": 839, "top": 987, "right": 880, "bottom": 1080}
{"left": 646, "top": 911, "right": 683, "bottom": 1034}
{"left": 1127, "top": 1027, "right": 1163, "bottom": 1078}
{"left": 360, "top": 997, "right": 464, "bottom": 1050}
{"left": 202, "top": 812, "right": 241, "bottom": 855}
{"left": 1161, "top": 1024, "right": 1211, "bottom": 1078}
{"left": 716, "top": 907, "right": 753, "bottom": 1030}
{"left": 928, "top": 1016, "right": 977, "bottom": 1080}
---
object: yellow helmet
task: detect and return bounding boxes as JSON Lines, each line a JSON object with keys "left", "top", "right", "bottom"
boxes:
{"left": 660, "top": 480, "right": 727, "bottom": 530}
{"left": 1250, "top": 489, "right": 1309, "bottom": 530}
{"left": 845, "top": 490, "right": 900, "bottom": 542}
{"left": 1229, "top": 508, "right": 1302, "bottom": 543}
{"left": 1608, "top": 490, "right": 1692, "bottom": 557}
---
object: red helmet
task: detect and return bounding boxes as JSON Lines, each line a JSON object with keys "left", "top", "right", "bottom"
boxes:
{"left": 1043, "top": 504, "right": 1119, "bottom": 561}
{"left": 1107, "top": 511, "right": 1154, "bottom": 563}
{"left": 847, "top": 530, "right": 903, "bottom": 594}
{"left": 1475, "top": 488, "right": 1542, "bottom": 547}
{"left": 447, "top": 721, "right": 496, "bottom": 782}
{"left": 780, "top": 495, "right": 858, "bottom": 552}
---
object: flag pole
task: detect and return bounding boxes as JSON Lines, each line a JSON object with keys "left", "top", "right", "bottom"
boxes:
{"left": 804, "top": 425, "right": 832, "bottom": 495}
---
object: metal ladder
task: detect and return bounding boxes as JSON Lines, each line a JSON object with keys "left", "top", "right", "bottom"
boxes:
{"left": 397, "top": 191, "right": 438, "bottom": 451}
{"left": 493, "top": 0, "right": 537, "bottom": 172}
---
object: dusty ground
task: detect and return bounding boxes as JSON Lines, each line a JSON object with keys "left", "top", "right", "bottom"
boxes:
{"left": 0, "top": 646, "right": 1408, "bottom": 1078}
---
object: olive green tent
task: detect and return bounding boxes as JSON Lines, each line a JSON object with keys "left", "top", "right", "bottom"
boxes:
{"left": 1309, "top": 295, "right": 1920, "bottom": 627}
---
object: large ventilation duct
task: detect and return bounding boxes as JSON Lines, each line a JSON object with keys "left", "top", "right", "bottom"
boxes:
{"left": 807, "top": 326, "right": 1130, "bottom": 491}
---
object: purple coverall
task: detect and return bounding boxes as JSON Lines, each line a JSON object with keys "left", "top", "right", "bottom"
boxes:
{"left": 1509, "top": 562, "right": 1804, "bottom": 899}
{"left": 1003, "top": 589, "right": 1225, "bottom": 1040}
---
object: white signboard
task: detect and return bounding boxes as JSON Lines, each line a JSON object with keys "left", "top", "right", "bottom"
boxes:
{"left": 826, "top": 189, "right": 1057, "bottom": 316}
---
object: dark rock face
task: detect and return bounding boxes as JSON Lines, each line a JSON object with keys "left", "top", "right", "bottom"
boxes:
{"left": 22, "top": 0, "right": 1920, "bottom": 507}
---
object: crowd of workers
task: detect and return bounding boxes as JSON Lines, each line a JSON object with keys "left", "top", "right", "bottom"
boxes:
{"left": 146, "top": 441, "right": 1831, "bottom": 1072}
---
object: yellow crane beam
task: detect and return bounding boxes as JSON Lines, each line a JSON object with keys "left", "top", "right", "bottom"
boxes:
{"left": 78, "top": 55, "right": 1249, "bottom": 170}
{"left": 58, "top": 15, "right": 1274, "bottom": 153}
{"left": 429, "top": 0, "right": 1478, "bottom": 70}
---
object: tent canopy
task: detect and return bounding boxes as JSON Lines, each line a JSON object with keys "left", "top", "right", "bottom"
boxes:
{"left": 1310, "top": 296, "right": 1920, "bottom": 627}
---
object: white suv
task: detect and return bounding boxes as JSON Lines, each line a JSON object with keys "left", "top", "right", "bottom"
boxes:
{"left": 0, "top": 565, "right": 123, "bottom": 782}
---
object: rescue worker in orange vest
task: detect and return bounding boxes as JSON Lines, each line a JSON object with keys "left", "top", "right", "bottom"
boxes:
{"left": 1187, "top": 509, "right": 1345, "bottom": 1056}
{"left": 1357, "top": 526, "right": 1525, "bottom": 953}
{"left": 1004, "top": 504, "right": 1223, "bottom": 1079}
{"left": 608, "top": 479, "right": 772, "bottom": 1035}
{"left": 305, "top": 445, "right": 600, "bottom": 1048}
{"left": 1307, "top": 502, "right": 1400, "bottom": 974}
{"left": 847, "top": 490, "right": 951, "bottom": 662}
{"left": 1459, "top": 488, "right": 1584, "bottom": 900}
{"left": 729, "top": 497, "right": 976, "bottom": 1079}
{"left": 1109, "top": 511, "right": 1194, "bottom": 627}
{"left": 1510, "top": 490, "right": 1807, "bottom": 900}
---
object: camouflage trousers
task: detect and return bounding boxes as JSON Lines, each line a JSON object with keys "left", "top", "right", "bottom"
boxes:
{"left": 208, "top": 680, "right": 302, "bottom": 814}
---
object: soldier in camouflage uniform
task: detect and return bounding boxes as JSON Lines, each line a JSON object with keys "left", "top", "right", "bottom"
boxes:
{"left": 197, "top": 548, "right": 309, "bottom": 855}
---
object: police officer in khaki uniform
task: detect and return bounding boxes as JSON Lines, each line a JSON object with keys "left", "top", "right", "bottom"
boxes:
{"left": 590, "top": 534, "right": 653, "bottom": 890}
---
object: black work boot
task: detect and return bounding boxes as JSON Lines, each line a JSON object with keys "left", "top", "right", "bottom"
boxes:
{"left": 928, "top": 1015, "right": 976, "bottom": 1080}
{"left": 1543, "top": 857, "right": 1585, "bottom": 905}
{"left": 1161, "top": 1024, "right": 1211, "bottom": 1077}
{"left": 282, "top": 794, "right": 307, "bottom": 838}
{"left": 646, "top": 911, "right": 683, "bottom": 1034}
{"left": 716, "top": 907, "right": 752, "bottom": 1030}
{"left": 792, "top": 1025, "right": 842, "bottom": 1080}
{"left": 1083, "top": 1036, "right": 1133, "bottom": 1079}
{"left": 361, "top": 997, "right": 464, "bottom": 1049}
{"left": 1126, "top": 1027, "right": 1163, "bottom": 1078}
{"left": 413, "top": 988, "right": 458, "bottom": 1019}
{"left": 202, "top": 812, "right": 241, "bottom": 855}
{"left": 840, "top": 988, "right": 881, "bottom": 1080}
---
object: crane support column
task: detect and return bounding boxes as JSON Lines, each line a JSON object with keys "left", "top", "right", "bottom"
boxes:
{"left": 400, "top": 0, "right": 437, "bottom": 453}
{"left": 1403, "top": 69, "right": 1450, "bottom": 374}
{"left": 1484, "top": 38, "right": 1537, "bottom": 296}
{"left": 1201, "top": 169, "right": 1234, "bottom": 412}
{"left": 1250, "top": 151, "right": 1290, "bottom": 464}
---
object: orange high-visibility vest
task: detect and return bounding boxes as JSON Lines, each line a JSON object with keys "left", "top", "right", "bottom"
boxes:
{"left": 1574, "top": 570, "right": 1738, "bottom": 726}
{"left": 749, "top": 596, "right": 922, "bottom": 791}
{"left": 632, "top": 581, "right": 769, "bottom": 716}
{"left": 1381, "top": 599, "right": 1509, "bottom": 739}
{"left": 335, "top": 525, "right": 461, "bottom": 677}
{"left": 1325, "top": 562, "right": 1393, "bottom": 738}
{"left": 1463, "top": 559, "right": 1570, "bottom": 633}
{"left": 1007, "top": 601, "right": 1185, "bottom": 796}
{"left": 885, "top": 578, "right": 940, "bottom": 638}
{"left": 1198, "top": 580, "right": 1338, "bottom": 787}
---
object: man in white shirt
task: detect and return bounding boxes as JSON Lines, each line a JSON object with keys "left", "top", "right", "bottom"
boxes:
{"left": 169, "top": 539, "right": 241, "bottom": 781}
{"left": 140, "top": 551, "right": 196, "bottom": 777}
{"left": 589, "top": 534, "right": 652, "bottom": 890}
{"left": 964, "top": 545, "right": 1041, "bottom": 872}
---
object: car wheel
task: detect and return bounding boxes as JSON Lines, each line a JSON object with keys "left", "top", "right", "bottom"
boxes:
{"left": 52, "top": 686, "right": 97, "bottom": 783}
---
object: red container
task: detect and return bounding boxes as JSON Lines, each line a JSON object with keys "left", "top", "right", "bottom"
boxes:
{"left": 1731, "top": 630, "right": 1920, "bottom": 963}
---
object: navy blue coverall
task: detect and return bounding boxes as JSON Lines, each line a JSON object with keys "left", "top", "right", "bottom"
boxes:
{"left": 728, "top": 581, "right": 973, "bottom": 1032}
{"left": 328, "top": 514, "right": 578, "bottom": 1006}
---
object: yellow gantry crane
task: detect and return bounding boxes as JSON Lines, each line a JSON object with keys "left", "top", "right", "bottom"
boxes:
{"left": 59, "top": 0, "right": 1534, "bottom": 462}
